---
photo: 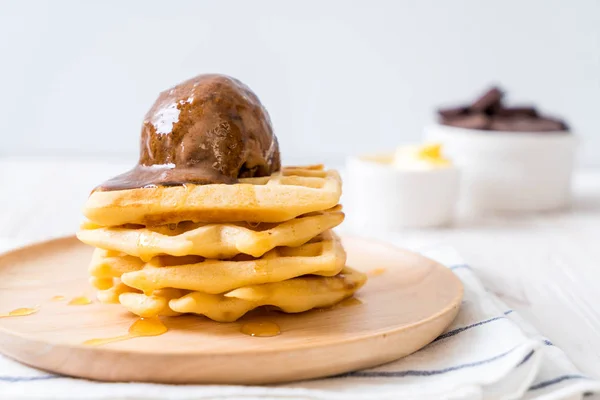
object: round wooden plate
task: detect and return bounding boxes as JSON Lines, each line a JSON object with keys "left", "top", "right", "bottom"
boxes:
{"left": 0, "top": 235, "right": 462, "bottom": 384}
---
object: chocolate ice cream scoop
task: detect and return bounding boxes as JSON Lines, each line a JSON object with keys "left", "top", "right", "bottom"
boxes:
{"left": 98, "top": 74, "right": 280, "bottom": 191}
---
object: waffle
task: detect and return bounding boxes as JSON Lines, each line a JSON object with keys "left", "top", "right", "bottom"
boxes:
{"left": 95, "top": 279, "right": 138, "bottom": 303}
{"left": 83, "top": 165, "right": 342, "bottom": 226}
{"left": 77, "top": 208, "right": 344, "bottom": 261}
{"left": 120, "top": 288, "right": 185, "bottom": 318}
{"left": 80, "top": 162, "right": 367, "bottom": 322}
{"left": 89, "top": 249, "right": 144, "bottom": 279}
{"left": 88, "top": 231, "right": 346, "bottom": 295}
{"left": 117, "top": 267, "right": 366, "bottom": 322}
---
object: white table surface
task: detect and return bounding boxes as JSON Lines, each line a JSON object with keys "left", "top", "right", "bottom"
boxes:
{"left": 2, "top": 156, "right": 600, "bottom": 383}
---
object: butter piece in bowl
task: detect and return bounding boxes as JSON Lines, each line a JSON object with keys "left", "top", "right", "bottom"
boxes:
{"left": 345, "top": 143, "right": 460, "bottom": 231}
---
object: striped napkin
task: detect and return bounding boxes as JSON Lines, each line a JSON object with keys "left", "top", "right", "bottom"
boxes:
{"left": 0, "top": 241, "right": 598, "bottom": 400}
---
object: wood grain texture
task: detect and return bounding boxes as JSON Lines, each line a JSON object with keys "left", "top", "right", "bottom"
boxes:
{"left": 0, "top": 235, "right": 462, "bottom": 384}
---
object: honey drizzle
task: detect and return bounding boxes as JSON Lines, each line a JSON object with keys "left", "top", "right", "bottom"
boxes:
{"left": 68, "top": 296, "right": 92, "bottom": 305}
{"left": 368, "top": 267, "right": 386, "bottom": 276}
{"left": 137, "top": 232, "right": 156, "bottom": 262}
{"left": 336, "top": 296, "right": 363, "bottom": 308}
{"left": 0, "top": 307, "right": 38, "bottom": 318}
{"left": 240, "top": 322, "right": 280, "bottom": 337}
{"left": 83, "top": 317, "right": 167, "bottom": 346}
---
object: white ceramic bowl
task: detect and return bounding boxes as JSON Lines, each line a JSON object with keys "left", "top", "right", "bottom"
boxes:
{"left": 344, "top": 154, "right": 460, "bottom": 231}
{"left": 425, "top": 124, "right": 577, "bottom": 213}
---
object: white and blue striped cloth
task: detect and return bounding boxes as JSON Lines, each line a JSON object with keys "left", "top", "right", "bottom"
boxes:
{"left": 0, "top": 243, "right": 598, "bottom": 400}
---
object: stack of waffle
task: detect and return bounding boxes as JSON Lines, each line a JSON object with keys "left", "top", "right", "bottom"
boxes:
{"left": 78, "top": 166, "right": 367, "bottom": 322}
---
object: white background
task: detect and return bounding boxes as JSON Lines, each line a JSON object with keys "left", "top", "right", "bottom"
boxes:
{"left": 1, "top": 0, "right": 599, "bottom": 165}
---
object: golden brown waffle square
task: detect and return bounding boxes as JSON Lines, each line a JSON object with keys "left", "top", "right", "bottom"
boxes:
{"left": 94, "top": 267, "right": 365, "bottom": 322}
{"left": 151, "top": 268, "right": 365, "bottom": 321}
{"left": 83, "top": 165, "right": 341, "bottom": 226}
{"left": 77, "top": 207, "right": 343, "bottom": 261}
{"left": 89, "top": 231, "right": 346, "bottom": 295}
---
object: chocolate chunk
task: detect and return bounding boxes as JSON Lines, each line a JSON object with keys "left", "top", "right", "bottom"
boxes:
{"left": 438, "top": 106, "right": 468, "bottom": 120}
{"left": 490, "top": 116, "right": 566, "bottom": 132}
{"left": 442, "top": 114, "right": 491, "bottom": 130}
{"left": 539, "top": 116, "right": 570, "bottom": 131}
{"left": 539, "top": 117, "right": 569, "bottom": 131}
{"left": 558, "top": 119, "right": 570, "bottom": 131}
{"left": 485, "top": 101, "right": 503, "bottom": 115}
{"left": 497, "top": 107, "right": 538, "bottom": 117}
{"left": 471, "top": 87, "right": 504, "bottom": 113}
{"left": 437, "top": 85, "right": 569, "bottom": 133}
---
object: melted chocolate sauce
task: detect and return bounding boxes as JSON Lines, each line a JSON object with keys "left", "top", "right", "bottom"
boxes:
{"left": 97, "top": 74, "right": 280, "bottom": 191}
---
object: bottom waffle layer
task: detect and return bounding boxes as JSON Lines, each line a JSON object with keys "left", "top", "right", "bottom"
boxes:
{"left": 93, "top": 267, "right": 366, "bottom": 322}
{"left": 87, "top": 231, "right": 366, "bottom": 322}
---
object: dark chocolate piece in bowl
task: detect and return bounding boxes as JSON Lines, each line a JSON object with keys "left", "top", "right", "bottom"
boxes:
{"left": 497, "top": 106, "right": 538, "bottom": 118}
{"left": 437, "top": 86, "right": 569, "bottom": 133}
{"left": 490, "top": 116, "right": 566, "bottom": 132}
{"left": 438, "top": 106, "right": 469, "bottom": 120}
{"left": 470, "top": 87, "right": 504, "bottom": 113}
{"left": 443, "top": 114, "right": 491, "bottom": 130}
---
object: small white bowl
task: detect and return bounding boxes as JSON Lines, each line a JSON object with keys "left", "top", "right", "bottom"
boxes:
{"left": 344, "top": 154, "right": 460, "bottom": 231}
{"left": 425, "top": 124, "right": 577, "bottom": 213}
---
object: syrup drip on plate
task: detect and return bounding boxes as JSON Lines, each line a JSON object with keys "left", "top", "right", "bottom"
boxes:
{"left": 51, "top": 295, "right": 66, "bottom": 301}
{"left": 0, "top": 307, "right": 38, "bottom": 318}
{"left": 368, "top": 267, "right": 386, "bottom": 276}
{"left": 68, "top": 296, "right": 92, "bottom": 305}
{"left": 83, "top": 317, "right": 167, "bottom": 346}
{"left": 336, "top": 297, "right": 363, "bottom": 308}
{"left": 240, "top": 322, "right": 280, "bottom": 337}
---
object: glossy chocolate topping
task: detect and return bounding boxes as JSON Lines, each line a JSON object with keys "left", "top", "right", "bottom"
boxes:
{"left": 98, "top": 74, "right": 280, "bottom": 191}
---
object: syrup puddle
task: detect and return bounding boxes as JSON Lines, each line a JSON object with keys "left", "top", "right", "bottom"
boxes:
{"left": 240, "top": 322, "right": 280, "bottom": 337}
{"left": 68, "top": 296, "right": 92, "bottom": 305}
{"left": 83, "top": 317, "right": 167, "bottom": 346}
{"left": 336, "top": 297, "right": 363, "bottom": 308}
{"left": 51, "top": 295, "right": 66, "bottom": 301}
{"left": 368, "top": 267, "right": 386, "bottom": 276}
{"left": 0, "top": 307, "right": 38, "bottom": 318}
